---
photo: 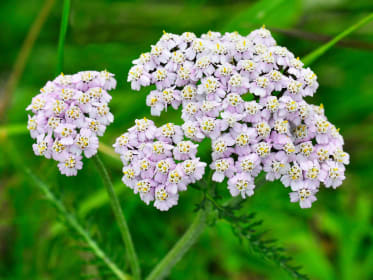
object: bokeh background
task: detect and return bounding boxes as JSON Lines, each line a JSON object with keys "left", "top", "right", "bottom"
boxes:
{"left": 1, "top": 0, "right": 373, "bottom": 279}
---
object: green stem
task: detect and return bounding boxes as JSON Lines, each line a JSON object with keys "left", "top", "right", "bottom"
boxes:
{"left": 146, "top": 209, "right": 208, "bottom": 280}
{"left": 205, "top": 192, "right": 223, "bottom": 210}
{"left": 56, "top": 0, "right": 71, "bottom": 75}
{"left": 303, "top": 12, "right": 373, "bottom": 66}
{"left": 145, "top": 176, "right": 271, "bottom": 280}
{"left": 93, "top": 155, "right": 141, "bottom": 280}
{"left": 5, "top": 135, "right": 128, "bottom": 279}
{"left": 24, "top": 167, "right": 130, "bottom": 280}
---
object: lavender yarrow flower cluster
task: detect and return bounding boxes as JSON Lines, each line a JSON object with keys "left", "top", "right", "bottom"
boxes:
{"left": 127, "top": 28, "right": 349, "bottom": 208}
{"left": 26, "top": 70, "right": 116, "bottom": 176}
{"left": 113, "top": 118, "right": 206, "bottom": 211}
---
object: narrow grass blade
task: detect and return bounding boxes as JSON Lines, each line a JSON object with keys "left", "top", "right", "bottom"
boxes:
{"left": 303, "top": 13, "right": 373, "bottom": 66}
{"left": 0, "top": 0, "right": 56, "bottom": 119}
{"left": 56, "top": 0, "right": 71, "bottom": 75}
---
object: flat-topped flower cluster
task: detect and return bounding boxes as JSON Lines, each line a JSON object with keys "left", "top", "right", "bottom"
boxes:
{"left": 27, "top": 70, "right": 116, "bottom": 176}
{"left": 25, "top": 28, "right": 349, "bottom": 210}
{"left": 127, "top": 28, "right": 349, "bottom": 208}
{"left": 113, "top": 118, "right": 206, "bottom": 211}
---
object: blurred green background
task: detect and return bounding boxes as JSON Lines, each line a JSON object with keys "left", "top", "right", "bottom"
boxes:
{"left": 1, "top": 0, "right": 373, "bottom": 279}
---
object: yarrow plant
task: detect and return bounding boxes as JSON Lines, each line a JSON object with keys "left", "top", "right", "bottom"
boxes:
{"left": 24, "top": 6, "right": 371, "bottom": 277}
{"left": 126, "top": 27, "right": 350, "bottom": 209}
{"left": 113, "top": 118, "right": 206, "bottom": 211}
{"left": 26, "top": 70, "right": 116, "bottom": 176}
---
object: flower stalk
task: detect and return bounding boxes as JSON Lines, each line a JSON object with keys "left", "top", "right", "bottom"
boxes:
{"left": 146, "top": 208, "right": 209, "bottom": 280}
{"left": 24, "top": 167, "right": 130, "bottom": 280}
{"left": 93, "top": 155, "right": 141, "bottom": 280}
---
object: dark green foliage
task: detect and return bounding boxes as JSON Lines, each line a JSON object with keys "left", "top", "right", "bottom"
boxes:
{"left": 193, "top": 173, "right": 308, "bottom": 279}
{"left": 202, "top": 195, "right": 309, "bottom": 280}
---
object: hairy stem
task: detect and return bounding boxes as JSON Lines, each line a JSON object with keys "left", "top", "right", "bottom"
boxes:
{"left": 146, "top": 209, "right": 209, "bottom": 280}
{"left": 24, "top": 168, "right": 130, "bottom": 280}
{"left": 303, "top": 12, "right": 373, "bottom": 66}
{"left": 93, "top": 155, "right": 141, "bottom": 280}
{"left": 56, "top": 0, "right": 71, "bottom": 75}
